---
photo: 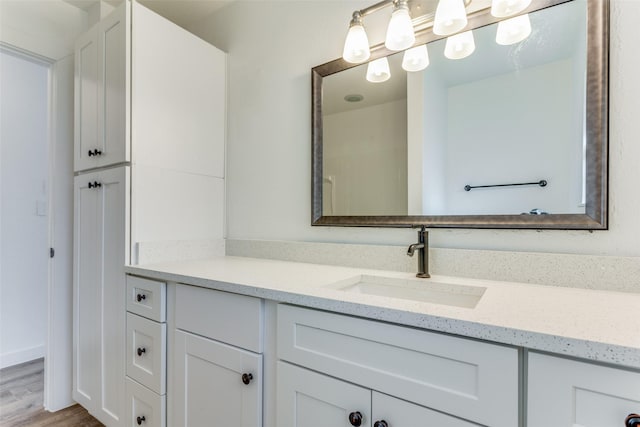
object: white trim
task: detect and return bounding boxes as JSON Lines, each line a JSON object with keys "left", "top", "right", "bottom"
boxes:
{"left": 0, "top": 345, "right": 45, "bottom": 370}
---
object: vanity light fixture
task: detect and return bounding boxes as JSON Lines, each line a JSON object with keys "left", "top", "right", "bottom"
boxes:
{"left": 496, "top": 13, "right": 532, "bottom": 45}
{"left": 433, "top": 0, "right": 470, "bottom": 36}
{"left": 343, "top": 12, "right": 371, "bottom": 63}
{"left": 385, "top": 0, "right": 416, "bottom": 51}
{"left": 366, "top": 57, "right": 391, "bottom": 82}
{"left": 402, "top": 44, "right": 430, "bottom": 72}
{"left": 444, "top": 30, "right": 476, "bottom": 59}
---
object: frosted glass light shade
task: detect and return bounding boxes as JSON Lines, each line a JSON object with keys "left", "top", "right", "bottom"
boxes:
{"left": 402, "top": 45, "right": 430, "bottom": 72}
{"left": 444, "top": 30, "right": 476, "bottom": 59}
{"left": 343, "top": 23, "right": 371, "bottom": 63}
{"left": 433, "top": 0, "right": 468, "bottom": 36}
{"left": 366, "top": 57, "right": 391, "bottom": 83}
{"left": 491, "top": 0, "right": 532, "bottom": 18}
{"left": 385, "top": 4, "right": 416, "bottom": 51}
{"left": 496, "top": 14, "right": 532, "bottom": 45}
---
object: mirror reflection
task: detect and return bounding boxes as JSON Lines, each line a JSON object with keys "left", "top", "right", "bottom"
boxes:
{"left": 321, "top": 0, "right": 587, "bottom": 218}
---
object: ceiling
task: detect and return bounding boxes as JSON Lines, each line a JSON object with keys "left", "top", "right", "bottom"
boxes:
{"left": 62, "top": 0, "right": 232, "bottom": 28}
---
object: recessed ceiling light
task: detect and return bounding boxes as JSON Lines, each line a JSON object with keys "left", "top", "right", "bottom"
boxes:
{"left": 344, "top": 94, "right": 364, "bottom": 102}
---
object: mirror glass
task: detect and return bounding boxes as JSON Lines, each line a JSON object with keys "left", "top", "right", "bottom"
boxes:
{"left": 313, "top": 0, "right": 608, "bottom": 229}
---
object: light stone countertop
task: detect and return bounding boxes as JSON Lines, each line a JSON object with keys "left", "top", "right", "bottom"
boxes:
{"left": 125, "top": 256, "right": 640, "bottom": 369}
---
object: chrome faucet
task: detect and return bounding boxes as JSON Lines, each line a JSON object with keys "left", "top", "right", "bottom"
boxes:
{"left": 407, "top": 226, "right": 430, "bottom": 278}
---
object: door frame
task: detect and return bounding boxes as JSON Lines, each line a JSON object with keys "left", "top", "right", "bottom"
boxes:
{"left": 0, "top": 41, "right": 75, "bottom": 412}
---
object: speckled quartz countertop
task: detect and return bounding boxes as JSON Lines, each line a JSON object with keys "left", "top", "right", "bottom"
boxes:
{"left": 125, "top": 256, "right": 640, "bottom": 369}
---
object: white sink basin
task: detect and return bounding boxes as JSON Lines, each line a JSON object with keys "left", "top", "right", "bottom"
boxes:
{"left": 326, "top": 275, "right": 486, "bottom": 308}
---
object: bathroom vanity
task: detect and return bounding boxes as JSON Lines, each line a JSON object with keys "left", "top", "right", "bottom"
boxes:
{"left": 123, "top": 256, "right": 640, "bottom": 427}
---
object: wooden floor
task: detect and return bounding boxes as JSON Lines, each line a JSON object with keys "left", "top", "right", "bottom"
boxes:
{"left": 0, "top": 359, "right": 103, "bottom": 427}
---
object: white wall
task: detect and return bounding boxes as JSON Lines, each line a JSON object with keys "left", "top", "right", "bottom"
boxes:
{"left": 0, "top": 1, "right": 88, "bottom": 61}
{"left": 0, "top": 50, "right": 50, "bottom": 368}
{"left": 323, "top": 99, "right": 407, "bottom": 215}
{"left": 189, "top": 0, "right": 640, "bottom": 257}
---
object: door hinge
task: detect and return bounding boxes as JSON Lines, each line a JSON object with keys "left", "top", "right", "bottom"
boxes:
{"left": 50, "top": 248, "right": 55, "bottom": 258}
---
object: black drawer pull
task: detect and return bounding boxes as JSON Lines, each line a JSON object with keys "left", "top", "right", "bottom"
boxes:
{"left": 348, "top": 411, "right": 363, "bottom": 426}
{"left": 136, "top": 415, "right": 146, "bottom": 425}
{"left": 87, "top": 149, "right": 102, "bottom": 157}
{"left": 626, "top": 414, "right": 640, "bottom": 427}
{"left": 137, "top": 347, "right": 146, "bottom": 357}
{"left": 136, "top": 293, "right": 146, "bottom": 302}
{"left": 242, "top": 373, "right": 253, "bottom": 385}
{"left": 374, "top": 421, "right": 388, "bottom": 427}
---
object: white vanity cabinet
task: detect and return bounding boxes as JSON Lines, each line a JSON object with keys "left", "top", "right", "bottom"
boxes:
{"left": 527, "top": 352, "right": 640, "bottom": 427}
{"left": 73, "top": 1, "right": 226, "bottom": 425}
{"left": 124, "top": 275, "right": 168, "bottom": 427}
{"left": 277, "top": 304, "right": 519, "bottom": 427}
{"left": 172, "top": 285, "right": 264, "bottom": 427}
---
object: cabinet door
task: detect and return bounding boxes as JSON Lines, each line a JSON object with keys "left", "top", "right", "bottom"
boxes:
{"left": 173, "top": 330, "right": 262, "bottom": 427}
{"left": 74, "top": 166, "right": 129, "bottom": 426}
{"left": 73, "top": 174, "right": 102, "bottom": 411}
{"left": 528, "top": 352, "right": 640, "bottom": 427}
{"left": 74, "top": 26, "right": 99, "bottom": 172}
{"left": 97, "top": 1, "right": 129, "bottom": 168}
{"left": 277, "top": 362, "right": 371, "bottom": 427}
{"left": 372, "top": 392, "right": 481, "bottom": 427}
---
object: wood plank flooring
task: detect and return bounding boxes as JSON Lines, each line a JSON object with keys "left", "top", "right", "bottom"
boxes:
{"left": 0, "top": 358, "right": 103, "bottom": 427}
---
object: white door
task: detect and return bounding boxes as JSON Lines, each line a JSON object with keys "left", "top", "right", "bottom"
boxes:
{"left": 74, "top": 166, "right": 129, "bottom": 426}
{"left": 372, "top": 392, "right": 481, "bottom": 427}
{"left": 277, "top": 362, "right": 371, "bottom": 427}
{"left": 73, "top": 172, "right": 101, "bottom": 411}
{"left": 173, "top": 330, "right": 262, "bottom": 427}
{"left": 74, "top": 26, "right": 99, "bottom": 172}
{"left": 97, "top": 2, "right": 129, "bottom": 169}
{"left": 528, "top": 352, "right": 640, "bottom": 427}
{"left": 74, "top": 2, "right": 129, "bottom": 173}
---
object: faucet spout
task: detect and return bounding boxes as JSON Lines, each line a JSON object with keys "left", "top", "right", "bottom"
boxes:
{"left": 407, "top": 243, "right": 424, "bottom": 256}
{"left": 407, "top": 226, "right": 430, "bottom": 278}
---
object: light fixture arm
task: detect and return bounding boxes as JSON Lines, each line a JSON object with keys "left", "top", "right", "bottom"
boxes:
{"left": 349, "top": 0, "right": 473, "bottom": 30}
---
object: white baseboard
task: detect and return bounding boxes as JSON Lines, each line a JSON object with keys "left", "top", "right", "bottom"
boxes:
{"left": 0, "top": 344, "right": 45, "bottom": 369}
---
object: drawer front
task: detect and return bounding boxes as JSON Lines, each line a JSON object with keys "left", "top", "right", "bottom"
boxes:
{"left": 175, "top": 284, "right": 263, "bottom": 353}
{"left": 277, "top": 304, "right": 518, "bottom": 427}
{"left": 126, "top": 275, "right": 166, "bottom": 322}
{"left": 126, "top": 313, "right": 166, "bottom": 394}
{"left": 528, "top": 352, "right": 640, "bottom": 427}
{"left": 125, "top": 377, "right": 166, "bottom": 427}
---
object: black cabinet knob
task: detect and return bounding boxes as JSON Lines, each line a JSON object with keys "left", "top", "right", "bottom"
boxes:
{"left": 137, "top": 347, "right": 146, "bottom": 357}
{"left": 348, "top": 411, "right": 363, "bottom": 426}
{"left": 88, "top": 181, "right": 102, "bottom": 189}
{"left": 87, "top": 149, "right": 103, "bottom": 157}
{"left": 136, "top": 415, "right": 146, "bottom": 425}
{"left": 374, "top": 421, "right": 388, "bottom": 427}
{"left": 241, "top": 373, "right": 253, "bottom": 385}
{"left": 626, "top": 414, "right": 640, "bottom": 427}
{"left": 136, "top": 293, "right": 146, "bottom": 302}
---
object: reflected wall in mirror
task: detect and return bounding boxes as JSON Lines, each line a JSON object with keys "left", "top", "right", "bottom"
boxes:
{"left": 312, "top": 0, "right": 608, "bottom": 229}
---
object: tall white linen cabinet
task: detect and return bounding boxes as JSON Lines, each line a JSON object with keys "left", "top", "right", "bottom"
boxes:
{"left": 73, "top": 1, "right": 226, "bottom": 425}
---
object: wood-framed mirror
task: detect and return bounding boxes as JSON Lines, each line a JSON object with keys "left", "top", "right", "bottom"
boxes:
{"left": 312, "top": 0, "right": 608, "bottom": 229}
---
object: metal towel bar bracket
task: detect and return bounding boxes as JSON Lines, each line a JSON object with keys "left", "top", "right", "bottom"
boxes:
{"left": 464, "top": 180, "right": 547, "bottom": 192}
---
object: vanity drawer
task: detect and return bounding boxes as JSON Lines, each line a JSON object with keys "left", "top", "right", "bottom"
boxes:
{"left": 126, "top": 313, "right": 167, "bottom": 395}
{"left": 125, "top": 377, "right": 166, "bottom": 427}
{"left": 175, "top": 284, "right": 263, "bottom": 353}
{"left": 126, "top": 275, "right": 166, "bottom": 322}
{"left": 277, "top": 304, "right": 518, "bottom": 427}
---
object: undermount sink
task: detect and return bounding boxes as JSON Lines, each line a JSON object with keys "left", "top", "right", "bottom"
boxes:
{"left": 326, "top": 275, "right": 486, "bottom": 309}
